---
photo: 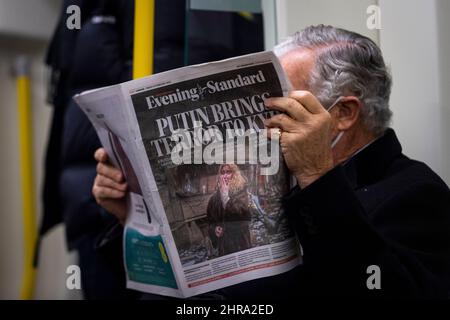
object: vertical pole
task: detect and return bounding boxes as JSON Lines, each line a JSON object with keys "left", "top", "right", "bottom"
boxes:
{"left": 15, "top": 56, "right": 37, "bottom": 300}
{"left": 184, "top": 0, "right": 190, "bottom": 66}
{"left": 261, "top": 0, "right": 278, "bottom": 50}
{"left": 133, "top": 0, "right": 155, "bottom": 79}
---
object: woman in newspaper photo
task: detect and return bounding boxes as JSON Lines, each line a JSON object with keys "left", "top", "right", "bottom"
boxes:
{"left": 206, "top": 164, "right": 252, "bottom": 257}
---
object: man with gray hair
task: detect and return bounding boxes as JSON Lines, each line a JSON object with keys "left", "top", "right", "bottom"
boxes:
{"left": 92, "top": 25, "right": 450, "bottom": 298}
{"left": 260, "top": 24, "right": 450, "bottom": 298}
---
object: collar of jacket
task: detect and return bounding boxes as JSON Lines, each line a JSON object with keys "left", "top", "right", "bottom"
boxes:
{"left": 343, "top": 128, "right": 403, "bottom": 189}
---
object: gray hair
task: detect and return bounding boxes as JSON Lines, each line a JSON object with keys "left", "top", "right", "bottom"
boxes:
{"left": 275, "top": 25, "right": 392, "bottom": 135}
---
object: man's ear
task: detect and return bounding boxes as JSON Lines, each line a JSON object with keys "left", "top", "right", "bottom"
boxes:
{"left": 332, "top": 96, "right": 362, "bottom": 131}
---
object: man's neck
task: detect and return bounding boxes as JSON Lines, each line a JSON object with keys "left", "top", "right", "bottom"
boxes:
{"left": 333, "top": 126, "right": 378, "bottom": 165}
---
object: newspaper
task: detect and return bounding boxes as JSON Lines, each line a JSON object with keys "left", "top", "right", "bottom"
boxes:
{"left": 74, "top": 51, "right": 302, "bottom": 298}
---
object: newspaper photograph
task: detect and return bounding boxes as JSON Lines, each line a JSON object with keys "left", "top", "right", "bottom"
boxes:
{"left": 75, "top": 51, "right": 303, "bottom": 298}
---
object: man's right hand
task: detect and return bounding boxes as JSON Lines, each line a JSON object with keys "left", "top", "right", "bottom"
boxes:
{"left": 93, "top": 148, "right": 128, "bottom": 224}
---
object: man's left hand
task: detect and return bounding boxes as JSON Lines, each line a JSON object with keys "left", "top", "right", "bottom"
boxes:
{"left": 264, "top": 91, "right": 335, "bottom": 188}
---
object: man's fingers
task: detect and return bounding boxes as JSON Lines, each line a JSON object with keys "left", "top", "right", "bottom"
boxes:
{"left": 96, "top": 162, "right": 124, "bottom": 182}
{"left": 288, "top": 91, "right": 325, "bottom": 114}
{"left": 264, "top": 113, "right": 298, "bottom": 132}
{"left": 95, "top": 148, "right": 124, "bottom": 183}
{"left": 94, "top": 148, "right": 109, "bottom": 163}
{"left": 93, "top": 185, "right": 126, "bottom": 200}
{"left": 264, "top": 97, "right": 308, "bottom": 121}
{"left": 96, "top": 174, "right": 128, "bottom": 192}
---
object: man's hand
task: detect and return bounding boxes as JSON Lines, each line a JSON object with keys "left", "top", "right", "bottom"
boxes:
{"left": 93, "top": 148, "right": 128, "bottom": 224}
{"left": 264, "top": 91, "right": 334, "bottom": 189}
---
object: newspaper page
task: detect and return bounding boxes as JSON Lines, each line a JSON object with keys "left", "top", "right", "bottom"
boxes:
{"left": 75, "top": 51, "right": 302, "bottom": 298}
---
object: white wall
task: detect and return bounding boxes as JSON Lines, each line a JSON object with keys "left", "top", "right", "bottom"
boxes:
{"left": 436, "top": 0, "right": 450, "bottom": 184}
{"left": 0, "top": 0, "right": 60, "bottom": 39}
{"left": 275, "top": 0, "right": 378, "bottom": 43}
{"left": 379, "top": 0, "right": 450, "bottom": 184}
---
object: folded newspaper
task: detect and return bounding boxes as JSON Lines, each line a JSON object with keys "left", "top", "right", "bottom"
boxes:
{"left": 74, "top": 51, "right": 302, "bottom": 298}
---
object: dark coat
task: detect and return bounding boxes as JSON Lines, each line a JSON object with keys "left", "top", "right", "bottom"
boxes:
{"left": 216, "top": 128, "right": 450, "bottom": 299}
{"left": 207, "top": 188, "right": 252, "bottom": 256}
{"left": 41, "top": 0, "right": 135, "bottom": 249}
{"left": 39, "top": 0, "right": 137, "bottom": 300}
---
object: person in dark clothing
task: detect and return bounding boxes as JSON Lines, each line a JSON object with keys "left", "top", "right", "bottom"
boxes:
{"left": 40, "top": 0, "right": 136, "bottom": 300}
{"left": 207, "top": 164, "right": 252, "bottom": 257}
{"left": 93, "top": 24, "right": 450, "bottom": 299}
{"left": 39, "top": 0, "right": 265, "bottom": 299}
{"left": 217, "top": 127, "right": 450, "bottom": 299}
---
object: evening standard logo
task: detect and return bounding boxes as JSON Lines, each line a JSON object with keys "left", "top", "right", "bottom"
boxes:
{"left": 145, "top": 70, "right": 266, "bottom": 109}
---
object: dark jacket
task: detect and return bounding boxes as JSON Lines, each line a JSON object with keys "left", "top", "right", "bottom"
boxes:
{"left": 39, "top": 0, "right": 137, "bottom": 300}
{"left": 41, "top": 0, "right": 135, "bottom": 249}
{"left": 141, "top": 128, "right": 450, "bottom": 300}
{"left": 207, "top": 188, "right": 252, "bottom": 256}
{"left": 216, "top": 128, "right": 450, "bottom": 299}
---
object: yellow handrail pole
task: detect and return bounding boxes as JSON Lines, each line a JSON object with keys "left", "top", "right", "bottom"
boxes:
{"left": 15, "top": 56, "right": 37, "bottom": 300}
{"left": 133, "top": 0, "right": 155, "bottom": 79}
